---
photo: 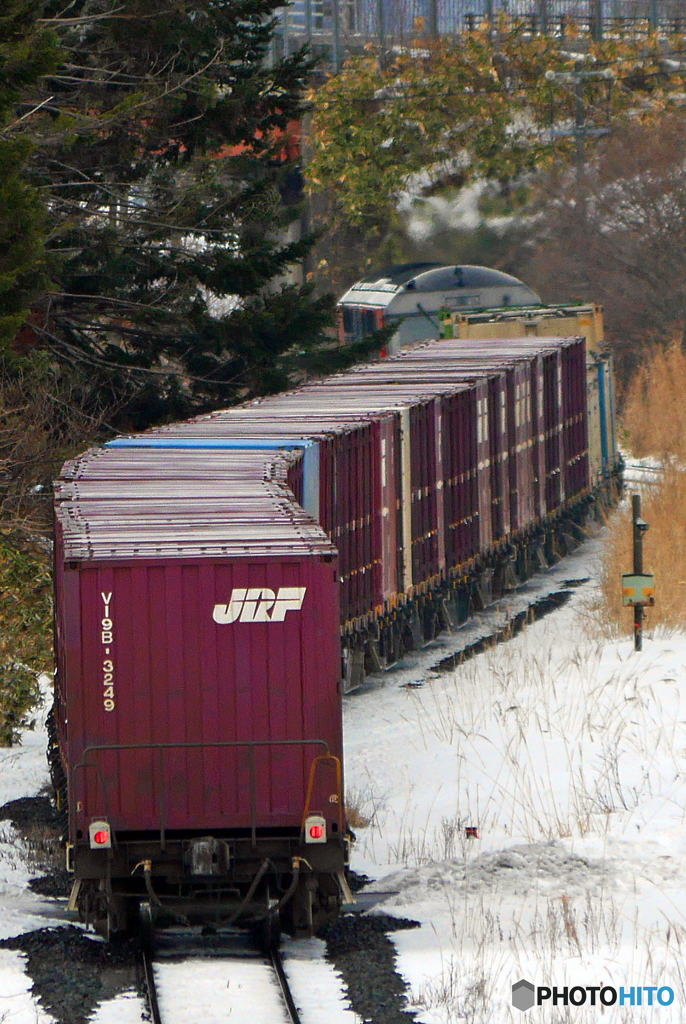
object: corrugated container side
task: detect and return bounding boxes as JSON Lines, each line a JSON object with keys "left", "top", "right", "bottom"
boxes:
{"left": 488, "top": 374, "right": 510, "bottom": 540}
{"left": 434, "top": 398, "right": 446, "bottom": 574}
{"left": 319, "top": 423, "right": 383, "bottom": 622}
{"left": 410, "top": 401, "right": 439, "bottom": 582}
{"left": 606, "top": 354, "right": 617, "bottom": 468}
{"left": 543, "top": 351, "right": 564, "bottom": 512}
{"left": 514, "top": 362, "right": 535, "bottom": 528}
{"left": 53, "top": 516, "right": 69, "bottom": 778}
{"left": 586, "top": 362, "right": 602, "bottom": 486}
{"left": 286, "top": 452, "right": 304, "bottom": 506}
{"left": 379, "top": 416, "right": 400, "bottom": 600}
{"left": 476, "top": 381, "right": 493, "bottom": 551}
{"left": 561, "top": 339, "right": 590, "bottom": 499}
{"left": 61, "top": 555, "right": 341, "bottom": 839}
{"left": 530, "top": 354, "right": 546, "bottom": 518}
{"left": 443, "top": 387, "right": 480, "bottom": 567}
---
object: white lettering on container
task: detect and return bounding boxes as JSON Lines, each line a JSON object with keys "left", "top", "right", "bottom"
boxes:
{"left": 101, "top": 591, "right": 115, "bottom": 711}
{"left": 213, "top": 587, "right": 307, "bottom": 624}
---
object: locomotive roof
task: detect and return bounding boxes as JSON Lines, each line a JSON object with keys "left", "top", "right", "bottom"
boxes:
{"left": 340, "top": 263, "right": 538, "bottom": 302}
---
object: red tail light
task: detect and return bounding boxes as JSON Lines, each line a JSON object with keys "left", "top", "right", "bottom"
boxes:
{"left": 304, "top": 815, "right": 326, "bottom": 844}
{"left": 88, "top": 819, "right": 112, "bottom": 849}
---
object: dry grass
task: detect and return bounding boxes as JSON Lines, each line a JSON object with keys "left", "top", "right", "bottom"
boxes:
{"left": 598, "top": 469, "right": 686, "bottom": 635}
{"left": 344, "top": 787, "right": 373, "bottom": 829}
{"left": 622, "top": 342, "right": 686, "bottom": 462}
{"left": 598, "top": 342, "right": 686, "bottom": 635}
{"left": 22, "top": 822, "right": 63, "bottom": 877}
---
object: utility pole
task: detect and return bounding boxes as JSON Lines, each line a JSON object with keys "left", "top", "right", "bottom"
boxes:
{"left": 621, "top": 495, "right": 654, "bottom": 652}
{"left": 332, "top": 0, "right": 340, "bottom": 71}
{"left": 428, "top": 0, "right": 438, "bottom": 39}
{"left": 544, "top": 66, "right": 613, "bottom": 224}
{"left": 650, "top": 0, "right": 659, "bottom": 33}
{"left": 593, "top": 0, "right": 603, "bottom": 41}
{"left": 539, "top": 0, "right": 548, "bottom": 35}
{"left": 377, "top": 0, "right": 384, "bottom": 50}
{"left": 632, "top": 494, "right": 645, "bottom": 650}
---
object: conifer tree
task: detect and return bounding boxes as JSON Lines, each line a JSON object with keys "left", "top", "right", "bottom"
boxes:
{"left": 0, "top": 2, "right": 59, "bottom": 348}
{"left": 21, "top": 0, "right": 337, "bottom": 426}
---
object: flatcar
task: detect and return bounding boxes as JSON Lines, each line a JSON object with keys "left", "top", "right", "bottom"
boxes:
{"left": 51, "top": 326, "right": 615, "bottom": 940}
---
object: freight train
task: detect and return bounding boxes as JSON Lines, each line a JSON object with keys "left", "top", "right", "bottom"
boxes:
{"left": 50, "top": 278, "right": 620, "bottom": 941}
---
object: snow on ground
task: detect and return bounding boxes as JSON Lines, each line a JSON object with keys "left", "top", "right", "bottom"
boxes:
{"left": 0, "top": 679, "right": 67, "bottom": 941}
{"left": 89, "top": 989, "right": 144, "bottom": 1024}
{"left": 154, "top": 957, "right": 287, "bottom": 1023}
{"left": 0, "top": 948, "right": 56, "bottom": 1024}
{"left": 0, "top": 678, "right": 63, "bottom": 1022}
{"left": 281, "top": 937, "right": 362, "bottom": 1023}
{"left": 344, "top": 534, "right": 686, "bottom": 1022}
{"left": 621, "top": 454, "right": 665, "bottom": 491}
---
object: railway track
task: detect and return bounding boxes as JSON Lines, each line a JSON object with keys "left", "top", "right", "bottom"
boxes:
{"left": 141, "top": 934, "right": 302, "bottom": 1024}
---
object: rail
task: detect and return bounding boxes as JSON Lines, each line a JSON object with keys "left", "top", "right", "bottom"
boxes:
{"left": 142, "top": 947, "right": 162, "bottom": 1024}
{"left": 72, "top": 738, "right": 330, "bottom": 849}
{"left": 141, "top": 942, "right": 302, "bottom": 1024}
{"left": 272, "top": 947, "right": 303, "bottom": 1024}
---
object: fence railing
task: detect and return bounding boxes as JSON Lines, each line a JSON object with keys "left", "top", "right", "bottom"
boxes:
{"left": 271, "top": 0, "right": 685, "bottom": 66}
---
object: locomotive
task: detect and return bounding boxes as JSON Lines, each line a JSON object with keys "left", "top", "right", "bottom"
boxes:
{"left": 50, "top": 272, "right": 619, "bottom": 941}
{"left": 337, "top": 263, "right": 542, "bottom": 351}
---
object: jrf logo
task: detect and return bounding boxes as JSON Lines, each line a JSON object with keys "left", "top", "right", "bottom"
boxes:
{"left": 213, "top": 587, "right": 307, "bottom": 624}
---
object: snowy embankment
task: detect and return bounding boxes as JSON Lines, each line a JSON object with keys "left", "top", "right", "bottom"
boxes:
{"left": 345, "top": 535, "right": 686, "bottom": 1022}
{"left": 0, "top": 680, "right": 63, "bottom": 1022}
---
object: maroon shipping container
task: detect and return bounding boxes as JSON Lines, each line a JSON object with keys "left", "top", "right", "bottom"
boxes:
{"left": 441, "top": 386, "right": 480, "bottom": 566}
{"left": 393, "top": 336, "right": 586, "bottom": 528}
{"left": 542, "top": 349, "right": 565, "bottom": 512}
{"left": 561, "top": 339, "right": 590, "bottom": 499}
{"left": 54, "top": 535, "right": 342, "bottom": 844}
{"left": 146, "top": 406, "right": 396, "bottom": 620}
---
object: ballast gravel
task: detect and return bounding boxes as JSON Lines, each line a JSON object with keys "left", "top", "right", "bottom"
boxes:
{"left": 0, "top": 927, "right": 140, "bottom": 1024}
{"left": 0, "top": 794, "right": 71, "bottom": 897}
{"left": 323, "top": 912, "right": 421, "bottom": 1024}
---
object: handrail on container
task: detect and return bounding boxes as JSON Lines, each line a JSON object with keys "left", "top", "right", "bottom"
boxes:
{"left": 301, "top": 754, "right": 344, "bottom": 834}
{"left": 72, "top": 739, "right": 330, "bottom": 851}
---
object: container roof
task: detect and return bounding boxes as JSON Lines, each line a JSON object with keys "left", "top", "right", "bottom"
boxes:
{"left": 57, "top": 332, "right": 582, "bottom": 563}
